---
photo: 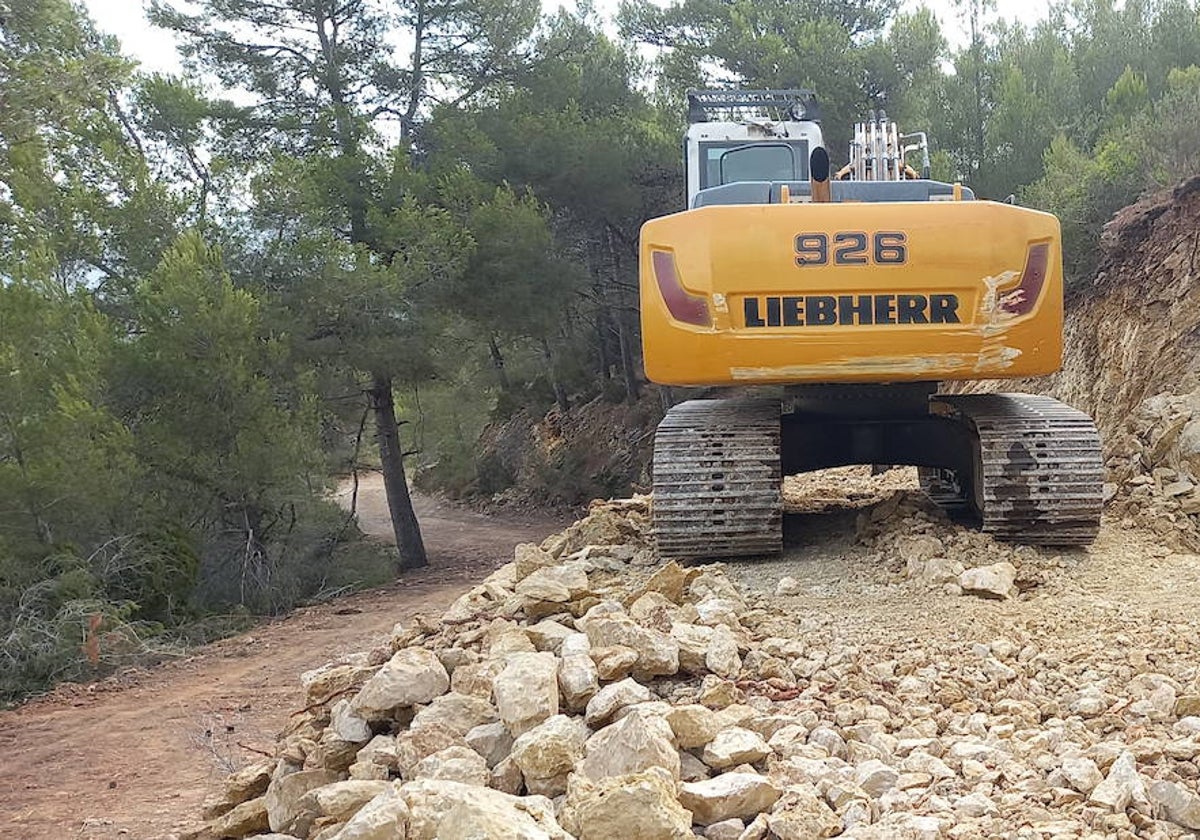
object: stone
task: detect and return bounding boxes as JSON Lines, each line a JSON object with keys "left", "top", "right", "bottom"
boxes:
{"left": 901, "top": 751, "right": 953, "bottom": 780}
{"left": 705, "top": 818, "right": 746, "bottom": 840}
{"left": 349, "top": 735, "right": 401, "bottom": 780}
{"left": 698, "top": 677, "right": 743, "bottom": 710}
{"left": 450, "top": 660, "right": 505, "bottom": 700}
{"left": 672, "top": 623, "right": 715, "bottom": 674}
{"left": 465, "top": 721, "right": 513, "bottom": 769}
{"left": 738, "top": 813, "right": 770, "bottom": 840}
{"left": 680, "top": 750, "right": 710, "bottom": 782}
{"left": 578, "top": 606, "right": 680, "bottom": 678}
{"left": 1089, "top": 751, "right": 1146, "bottom": 812}
{"left": 629, "top": 591, "right": 678, "bottom": 623}
{"left": 486, "top": 626, "right": 536, "bottom": 655}
{"left": 632, "top": 561, "right": 695, "bottom": 605}
{"left": 351, "top": 648, "right": 449, "bottom": 721}
{"left": 410, "top": 692, "right": 496, "bottom": 736}
{"left": 766, "top": 786, "right": 841, "bottom": 839}
{"left": 706, "top": 625, "right": 742, "bottom": 679}
{"left": 775, "top": 577, "right": 802, "bottom": 597}
{"left": 560, "top": 767, "right": 694, "bottom": 840}
{"left": 558, "top": 652, "right": 600, "bottom": 711}
{"left": 585, "top": 677, "right": 653, "bottom": 727}
{"left": 203, "top": 761, "right": 273, "bottom": 818}
{"left": 326, "top": 785, "right": 410, "bottom": 840}
{"left": 399, "top": 778, "right": 568, "bottom": 840}
{"left": 510, "top": 714, "right": 588, "bottom": 797}
{"left": 919, "top": 557, "right": 962, "bottom": 585}
{"left": 579, "top": 710, "right": 681, "bottom": 781}
{"left": 958, "top": 562, "right": 1017, "bottom": 600}
{"left": 527, "top": 620, "right": 575, "bottom": 654}
{"left": 855, "top": 759, "right": 899, "bottom": 797}
{"left": 516, "top": 564, "right": 590, "bottom": 603}
{"left": 514, "top": 543, "right": 557, "bottom": 580}
{"left": 1061, "top": 756, "right": 1103, "bottom": 793}
{"left": 592, "top": 645, "right": 640, "bottom": 680}
{"left": 210, "top": 796, "right": 269, "bottom": 838}
{"left": 492, "top": 651, "right": 559, "bottom": 736}
{"left": 264, "top": 769, "right": 339, "bottom": 833}
{"left": 677, "top": 772, "right": 781, "bottom": 825}
{"left": 330, "top": 699, "right": 373, "bottom": 744}
{"left": 413, "top": 745, "right": 489, "bottom": 786}
{"left": 1175, "top": 695, "right": 1200, "bottom": 717}
{"left": 291, "top": 781, "right": 392, "bottom": 836}
{"left": 1150, "top": 780, "right": 1200, "bottom": 829}
{"left": 695, "top": 598, "right": 741, "bottom": 628}
{"left": 395, "top": 724, "right": 469, "bottom": 780}
{"left": 666, "top": 704, "right": 722, "bottom": 750}
{"left": 807, "top": 727, "right": 847, "bottom": 759}
{"left": 302, "top": 663, "right": 376, "bottom": 707}
{"left": 436, "top": 646, "right": 477, "bottom": 676}
{"left": 489, "top": 755, "right": 524, "bottom": 795}
{"left": 702, "top": 727, "right": 771, "bottom": 769}
{"left": 954, "top": 791, "right": 997, "bottom": 818}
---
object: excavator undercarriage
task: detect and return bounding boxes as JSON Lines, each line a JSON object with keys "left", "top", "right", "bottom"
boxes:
{"left": 651, "top": 387, "right": 1104, "bottom": 558}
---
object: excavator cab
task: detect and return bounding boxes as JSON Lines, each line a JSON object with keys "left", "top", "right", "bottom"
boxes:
{"left": 641, "top": 90, "right": 1105, "bottom": 560}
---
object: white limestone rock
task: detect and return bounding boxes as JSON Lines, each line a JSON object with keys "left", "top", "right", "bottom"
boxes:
{"left": 351, "top": 648, "right": 449, "bottom": 722}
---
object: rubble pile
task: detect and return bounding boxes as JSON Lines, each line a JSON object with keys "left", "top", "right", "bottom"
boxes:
{"left": 1103, "top": 390, "right": 1200, "bottom": 550}
{"left": 855, "top": 490, "right": 1056, "bottom": 600}
{"left": 193, "top": 496, "right": 1200, "bottom": 840}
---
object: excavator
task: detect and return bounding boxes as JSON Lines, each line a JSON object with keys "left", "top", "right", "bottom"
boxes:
{"left": 640, "top": 90, "right": 1104, "bottom": 559}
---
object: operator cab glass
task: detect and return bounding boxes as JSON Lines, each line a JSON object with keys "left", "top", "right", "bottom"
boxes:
{"left": 717, "top": 143, "right": 802, "bottom": 186}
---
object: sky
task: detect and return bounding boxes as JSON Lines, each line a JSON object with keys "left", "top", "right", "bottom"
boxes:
{"left": 82, "top": 0, "right": 1048, "bottom": 78}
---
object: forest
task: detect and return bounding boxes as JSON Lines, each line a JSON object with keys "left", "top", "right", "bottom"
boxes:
{"left": 1, "top": 0, "right": 1199, "bottom": 700}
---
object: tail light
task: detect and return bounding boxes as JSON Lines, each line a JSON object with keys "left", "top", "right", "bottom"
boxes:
{"left": 999, "top": 243, "right": 1049, "bottom": 316}
{"left": 651, "top": 250, "right": 711, "bottom": 327}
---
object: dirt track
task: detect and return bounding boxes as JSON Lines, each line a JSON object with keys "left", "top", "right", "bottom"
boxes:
{"left": 0, "top": 476, "right": 565, "bottom": 840}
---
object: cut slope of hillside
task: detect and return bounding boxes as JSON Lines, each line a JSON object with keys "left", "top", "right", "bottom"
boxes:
{"left": 1040, "top": 176, "right": 1200, "bottom": 443}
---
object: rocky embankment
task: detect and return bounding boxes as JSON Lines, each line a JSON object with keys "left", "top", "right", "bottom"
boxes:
{"left": 189, "top": 489, "right": 1200, "bottom": 840}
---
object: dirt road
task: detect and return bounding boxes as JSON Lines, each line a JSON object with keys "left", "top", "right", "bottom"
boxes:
{"left": 0, "top": 476, "right": 564, "bottom": 840}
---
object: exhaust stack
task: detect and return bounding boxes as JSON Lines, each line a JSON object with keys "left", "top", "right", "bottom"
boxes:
{"left": 809, "top": 147, "right": 832, "bottom": 202}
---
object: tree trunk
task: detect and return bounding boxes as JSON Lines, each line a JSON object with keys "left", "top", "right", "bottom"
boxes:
{"left": 488, "top": 334, "right": 511, "bottom": 389}
{"left": 594, "top": 280, "right": 612, "bottom": 380}
{"left": 606, "top": 229, "right": 641, "bottom": 402}
{"left": 540, "top": 338, "right": 570, "bottom": 416}
{"left": 659, "top": 386, "right": 674, "bottom": 414}
{"left": 369, "top": 374, "right": 428, "bottom": 570}
{"left": 615, "top": 309, "right": 641, "bottom": 402}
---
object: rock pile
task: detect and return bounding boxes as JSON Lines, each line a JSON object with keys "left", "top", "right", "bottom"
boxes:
{"left": 855, "top": 490, "right": 1052, "bottom": 600}
{"left": 1105, "top": 389, "right": 1200, "bottom": 551}
{"left": 193, "top": 495, "right": 1200, "bottom": 840}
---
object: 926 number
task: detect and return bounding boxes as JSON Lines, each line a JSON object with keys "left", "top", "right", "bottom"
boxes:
{"left": 795, "top": 231, "right": 907, "bottom": 266}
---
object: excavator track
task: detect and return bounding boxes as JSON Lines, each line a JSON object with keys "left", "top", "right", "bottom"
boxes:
{"left": 934, "top": 393, "right": 1104, "bottom": 545}
{"left": 652, "top": 399, "right": 782, "bottom": 558}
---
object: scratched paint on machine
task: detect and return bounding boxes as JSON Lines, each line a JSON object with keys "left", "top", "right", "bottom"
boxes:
{"left": 638, "top": 200, "right": 1065, "bottom": 386}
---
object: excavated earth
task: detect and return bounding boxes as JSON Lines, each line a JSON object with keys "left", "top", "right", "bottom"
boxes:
{"left": 180, "top": 468, "right": 1200, "bottom": 840}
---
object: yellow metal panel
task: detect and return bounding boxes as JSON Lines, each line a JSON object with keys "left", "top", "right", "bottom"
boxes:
{"left": 639, "top": 201, "right": 1063, "bottom": 386}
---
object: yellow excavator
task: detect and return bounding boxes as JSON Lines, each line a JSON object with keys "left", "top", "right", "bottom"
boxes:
{"left": 640, "top": 90, "right": 1103, "bottom": 559}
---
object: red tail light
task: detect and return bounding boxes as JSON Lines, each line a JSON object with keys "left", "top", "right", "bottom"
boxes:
{"left": 999, "top": 243, "right": 1049, "bottom": 316}
{"left": 651, "top": 250, "right": 711, "bottom": 327}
